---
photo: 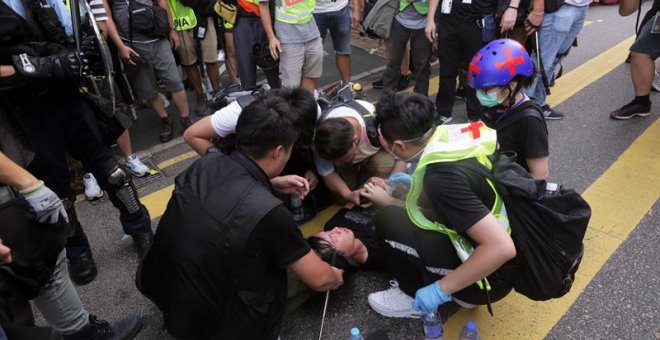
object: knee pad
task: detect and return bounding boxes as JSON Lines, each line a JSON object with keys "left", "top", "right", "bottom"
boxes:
{"left": 104, "top": 166, "right": 141, "bottom": 215}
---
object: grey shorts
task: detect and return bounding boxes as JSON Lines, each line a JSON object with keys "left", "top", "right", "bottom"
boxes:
{"left": 279, "top": 37, "right": 324, "bottom": 88}
{"left": 630, "top": 14, "right": 660, "bottom": 60}
{"left": 127, "top": 39, "right": 184, "bottom": 100}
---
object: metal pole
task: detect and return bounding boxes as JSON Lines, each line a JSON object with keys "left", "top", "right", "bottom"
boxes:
{"left": 318, "top": 252, "right": 337, "bottom": 340}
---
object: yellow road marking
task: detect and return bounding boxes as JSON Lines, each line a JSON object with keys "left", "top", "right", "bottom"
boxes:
{"left": 547, "top": 36, "right": 635, "bottom": 107}
{"left": 156, "top": 150, "right": 198, "bottom": 170}
{"left": 141, "top": 184, "right": 174, "bottom": 220}
{"left": 136, "top": 31, "right": 658, "bottom": 339}
{"left": 584, "top": 20, "right": 594, "bottom": 27}
{"left": 439, "top": 117, "right": 660, "bottom": 339}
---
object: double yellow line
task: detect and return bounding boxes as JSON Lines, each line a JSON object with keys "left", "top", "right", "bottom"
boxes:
{"left": 138, "top": 34, "right": 660, "bottom": 339}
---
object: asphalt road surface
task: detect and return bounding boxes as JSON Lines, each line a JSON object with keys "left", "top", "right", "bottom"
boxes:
{"left": 33, "top": 4, "right": 659, "bottom": 340}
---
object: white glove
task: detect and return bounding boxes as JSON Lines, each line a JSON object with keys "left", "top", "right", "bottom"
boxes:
{"left": 19, "top": 180, "right": 68, "bottom": 224}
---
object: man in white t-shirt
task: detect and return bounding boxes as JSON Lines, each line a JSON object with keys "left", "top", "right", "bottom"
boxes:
{"left": 313, "top": 0, "right": 362, "bottom": 83}
{"left": 313, "top": 100, "right": 406, "bottom": 205}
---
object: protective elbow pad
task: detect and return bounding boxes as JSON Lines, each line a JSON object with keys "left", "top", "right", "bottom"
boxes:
{"left": 106, "top": 166, "right": 141, "bottom": 215}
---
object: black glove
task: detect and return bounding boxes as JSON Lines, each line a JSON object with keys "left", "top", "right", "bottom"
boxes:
{"left": 12, "top": 49, "right": 91, "bottom": 80}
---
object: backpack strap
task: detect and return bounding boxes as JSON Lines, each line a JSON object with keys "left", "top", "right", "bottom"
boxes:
{"left": 496, "top": 100, "right": 547, "bottom": 132}
{"left": 319, "top": 100, "right": 381, "bottom": 148}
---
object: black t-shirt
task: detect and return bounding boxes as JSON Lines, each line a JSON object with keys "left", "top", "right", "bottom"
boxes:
{"left": 495, "top": 106, "right": 549, "bottom": 172}
{"left": 445, "top": 0, "right": 498, "bottom": 22}
{"left": 421, "top": 159, "right": 513, "bottom": 302}
{"left": 423, "top": 159, "right": 496, "bottom": 235}
{"left": 248, "top": 205, "right": 311, "bottom": 269}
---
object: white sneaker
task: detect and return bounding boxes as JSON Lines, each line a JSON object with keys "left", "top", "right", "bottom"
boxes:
{"left": 652, "top": 71, "right": 660, "bottom": 92}
{"left": 368, "top": 280, "right": 422, "bottom": 318}
{"left": 83, "top": 173, "right": 103, "bottom": 201}
{"left": 124, "top": 154, "right": 150, "bottom": 177}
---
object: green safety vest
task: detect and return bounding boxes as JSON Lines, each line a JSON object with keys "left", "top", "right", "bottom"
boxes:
{"left": 398, "top": 0, "right": 429, "bottom": 15}
{"left": 405, "top": 122, "right": 510, "bottom": 290}
{"left": 167, "top": 0, "right": 197, "bottom": 31}
{"left": 275, "top": 0, "right": 315, "bottom": 24}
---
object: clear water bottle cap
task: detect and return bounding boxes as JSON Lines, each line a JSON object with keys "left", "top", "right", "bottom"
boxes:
{"left": 466, "top": 321, "right": 477, "bottom": 331}
{"left": 351, "top": 327, "right": 361, "bottom": 336}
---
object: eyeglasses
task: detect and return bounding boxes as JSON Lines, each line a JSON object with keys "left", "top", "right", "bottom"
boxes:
{"left": 378, "top": 126, "right": 435, "bottom": 157}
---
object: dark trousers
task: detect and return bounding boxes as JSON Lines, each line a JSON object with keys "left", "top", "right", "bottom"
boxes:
{"left": 4, "top": 87, "right": 151, "bottom": 257}
{"left": 382, "top": 20, "right": 431, "bottom": 95}
{"left": 375, "top": 206, "right": 512, "bottom": 305}
{"left": 233, "top": 16, "right": 281, "bottom": 91}
{"left": 435, "top": 15, "right": 486, "bottom": 120}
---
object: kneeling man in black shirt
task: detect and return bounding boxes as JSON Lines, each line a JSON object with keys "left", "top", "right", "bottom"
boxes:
{"left": 136, "top": 93, "right": 344, "bottom": 339}
{"left": 367, "top": 92, "right": 516, "bottom": 320}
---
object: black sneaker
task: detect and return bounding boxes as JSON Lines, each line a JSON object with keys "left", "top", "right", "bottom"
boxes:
{"left": 609, "top": 100, "right": 651, "bottom": 120}
{"left": 68, "top": 248, "right": 97, "bottom": 285}
{"left": 64, "top": 315, "right": 141, "bottom": 340}
{"left": 541, "top": 105, "right": 565, "bottom": 120}
{"left": 372, "top": 79, "right": 384, "bottom": 89}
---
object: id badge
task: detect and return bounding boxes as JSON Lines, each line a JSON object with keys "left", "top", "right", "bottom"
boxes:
{"left": 651, "top": 12, "right": 660, "bottom": 34}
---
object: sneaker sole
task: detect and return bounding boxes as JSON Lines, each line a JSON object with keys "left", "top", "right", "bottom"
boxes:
{"left": 610, "top": 111, "right": 651, "bottom": 120}
{"left": 85, "top": 192, "right": 104, "bottom": 201}
{"left": 367, "top": 297, "right": 422, "bottom": 319}
{"left": 544, "top": 115, "right": 564, "bottom": 120}
{"left": 127, "top": 169, "right": 149, "bottom": 177}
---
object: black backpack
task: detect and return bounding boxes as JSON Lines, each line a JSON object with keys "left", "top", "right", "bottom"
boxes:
{"left": 317, "top": 83, "right": 380, "bottom": 148}
{"left": 461, "top": 153, "right": 590, "bottom": 301}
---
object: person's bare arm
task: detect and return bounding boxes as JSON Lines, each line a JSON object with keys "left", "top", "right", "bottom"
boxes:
{"left": 350, "top": 0, "right": 363, "bottom": 28}
{"left": 424, "top": 0, "right": 440, "bottom": 42}
{"left": 183, "top": 116, "right": 218, "bottom": 155}
{"left": 526, "top": 156, "right": 549, "bottom": 180}
{"left": 619, "top": 0, "right": 644, "bottom": 16}
{"left": 322, "top": 171, "right": 360, "bottom": 204}
{"left": 100, "top": 0, "right": 139, "bottom": 62}
{"left": 524, "top": 0, "right": 545, "bottom": 35}
{"left": 157, "top": 0, "right": 179, "bottom": 48}
{"left": 0, "top": 151, "right": 39, "bottom": 190}
{"left": 288, "top": 250, "right": 344, "bottom": 291}
{"left": 436, "top": 214, "right": 516, "bottom": 295}
{"left": 259, "top": 2, "right": 282, "bottom": 60}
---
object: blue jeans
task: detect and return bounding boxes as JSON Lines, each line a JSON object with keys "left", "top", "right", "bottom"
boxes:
{"left": 314, "top": 6, "right": 352, "bottom": 55}
{"left": 524, "top": 4, "right": 588, "bottom": 106}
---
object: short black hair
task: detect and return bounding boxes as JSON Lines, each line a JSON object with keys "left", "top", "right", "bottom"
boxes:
{"left": 274, "top": 87, "right": 318, "bottom": 148}
{"left": 235, "top": 93, "right": 301, "bottom": 159}
{"left": 307, "top": 235, "right": 334, "bottom": 262}
{"left": 313, "top": 118, "right": 354, "bottom": 160}
{"left": 375, "top": 91, "right": 435, "bottom": 143}
{"left": 307, "top": 235, "right": 352, "bottom": 270}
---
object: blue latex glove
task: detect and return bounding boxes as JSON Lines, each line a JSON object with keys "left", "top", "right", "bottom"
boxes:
{"left": 412, "top": 282, "right": 452, "bottom": 314}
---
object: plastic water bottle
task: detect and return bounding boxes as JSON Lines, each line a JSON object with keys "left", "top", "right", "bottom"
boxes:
{"left": 458, "top": 321, "right": 480, "bottom": 340}
{"left": 290, "top": 195, "right": 304, "bottom": 223}
{"left": 421, "top": 312, "right": 443, "bottom": 340}
{"left": 349, "top": 327, "right": 365, "bottom": 340}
